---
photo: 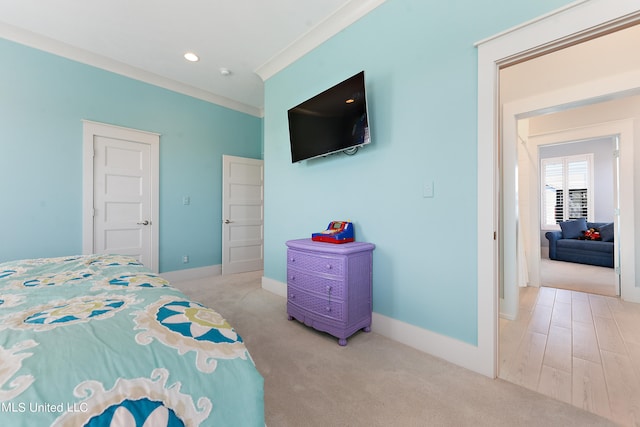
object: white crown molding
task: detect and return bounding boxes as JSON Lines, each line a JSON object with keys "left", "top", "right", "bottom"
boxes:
{"left": 474, "top": 0, "right": 590, "bottom": 47}
{"left": 0, "top": 22, "right": 263, "bottom": 118}
{"left": 255, "top": 0, "right": 387, "bottom": 81}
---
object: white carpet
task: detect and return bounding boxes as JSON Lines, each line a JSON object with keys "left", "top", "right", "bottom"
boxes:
{"left": 173, "top": 270, "right": 615, "bottom": 427}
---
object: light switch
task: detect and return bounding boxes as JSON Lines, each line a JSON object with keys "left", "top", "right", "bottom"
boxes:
{"left": 423, "top": 181, "right": 434, "bottom": 198}
{"left": 183, "top": 196, "right": 191, "bottom": 205}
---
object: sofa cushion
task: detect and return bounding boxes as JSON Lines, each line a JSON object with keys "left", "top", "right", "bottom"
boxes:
{"left": 587, "top": 222, "right": 608, "bottom": 229}
{"left": 557, "top": 238, "right": 614, "bottom": 254}
{"left": 559, "top": 218, "right": 587, "bottom": 239}
{"left": 600, "top": 222, "right": 615, "bottom": 242}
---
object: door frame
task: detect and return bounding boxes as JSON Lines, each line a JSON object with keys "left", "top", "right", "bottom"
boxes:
{"left": 502, "top": 119, "right": 633, "bottom": 320}
{"left": 82, "top": 120, "right": 160, "bottom": 272}
{"left": 476, "top": 0, "right": 640, "bottom": 377}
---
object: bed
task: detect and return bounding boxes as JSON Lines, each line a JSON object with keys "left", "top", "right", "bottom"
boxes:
{"left": 0, "top": 254, "right": 264, "bottom": 426}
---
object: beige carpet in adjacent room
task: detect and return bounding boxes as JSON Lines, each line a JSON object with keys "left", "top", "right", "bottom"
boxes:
{"left": 174, "top": 271, "right": 614, "bottom": 427}
{"left": 539, "top": 256, "right": 617, "bottom": 297}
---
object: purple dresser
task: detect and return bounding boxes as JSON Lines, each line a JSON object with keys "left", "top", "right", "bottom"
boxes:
{"left": 286, "top": 238, "right": 375, "bottom": 346}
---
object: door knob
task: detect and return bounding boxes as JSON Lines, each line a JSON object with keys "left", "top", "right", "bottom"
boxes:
{"left": 224, "top": 219, "right": 233, "bottom": 224}
{"left": 137, "top": 220, "right": 150, "bottom": 226}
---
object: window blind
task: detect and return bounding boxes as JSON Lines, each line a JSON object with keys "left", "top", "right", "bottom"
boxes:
{"left": 541, "top": 154, "right": 593, "bottom": 227}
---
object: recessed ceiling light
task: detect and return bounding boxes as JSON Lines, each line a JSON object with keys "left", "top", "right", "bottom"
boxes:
{"left": 219, "top": 67, "right": 231, "bottom": 76}
{"left": 184, "top": 52, "right": 199, "bottom": 62}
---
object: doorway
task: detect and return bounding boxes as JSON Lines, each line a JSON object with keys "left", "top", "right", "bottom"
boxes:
{"left": 475, "top": 0, "right": 640, "bottom": 378}
{"left": 496, "top": 23, "right": 640, "bottom": 321}
{"left": 488, "top": 7, "right": 640, "bottom": 424}
{"left": 525, "top": 128, "right": 619, "bottom": 298}
{"left": 82, "top": 120, "right": 160, "bottom": 272}
{"left": 498, "top": 101, "right": 639, "bottom": 421}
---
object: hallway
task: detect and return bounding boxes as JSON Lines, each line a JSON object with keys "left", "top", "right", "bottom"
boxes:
{"left": 499, "top": 285, "right": 640, "bottom": 426}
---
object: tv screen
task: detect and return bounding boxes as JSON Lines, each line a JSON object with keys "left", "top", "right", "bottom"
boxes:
{"left": 288, "top": 71, "right": 370, "bottom": 163}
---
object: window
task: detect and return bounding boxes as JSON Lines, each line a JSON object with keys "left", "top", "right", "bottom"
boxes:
{"left": 541, "top": 153, "right": 594, "bottom": 228}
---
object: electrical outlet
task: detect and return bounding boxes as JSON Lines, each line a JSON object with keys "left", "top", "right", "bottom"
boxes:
{"left": 182, "top": 255, "right": 189, "bottom": 264}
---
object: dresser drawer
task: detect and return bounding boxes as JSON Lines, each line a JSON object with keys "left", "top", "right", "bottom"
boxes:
{"left": 287, "top": 270, "right": 345, "bottom": 300}
{"left": 287, "top": 249, "right": 344, "bottom": 277}
{"left": 288, "top": 287, "right": 345, "bottom": 321}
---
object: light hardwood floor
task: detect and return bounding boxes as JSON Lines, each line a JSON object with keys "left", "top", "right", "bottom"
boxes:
{"left": 499, "top": 283, "right": 640, "bottom": 426}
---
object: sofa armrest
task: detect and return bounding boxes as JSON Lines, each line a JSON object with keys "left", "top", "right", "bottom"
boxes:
{"left": 545, "top": 231, "right": 563, "bottom": 260}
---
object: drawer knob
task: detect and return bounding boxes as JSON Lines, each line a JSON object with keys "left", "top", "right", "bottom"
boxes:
{"left": 326, "top": 264, "right": 332, "bottom": 270}
{"left": 290, "top": 293, "right": 295, "bottom": 300}
{"left": 325, "top": 285, "right": 332, "bottom": 293}
{"left": 290, "top": 275, "right": 295, "bottom": 281}
{"left": 325, "top": 306, "right": 332, "bottom": 312}
{"left": 290, "top": 257, "right": 295, "bottom": 262}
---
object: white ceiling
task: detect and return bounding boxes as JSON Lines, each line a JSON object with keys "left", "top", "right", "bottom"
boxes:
{"left": 500, "top": 24, "right": 640, "bottom": 105}
{"left": 0, "top": 0, "right": 386, "bottom": 116}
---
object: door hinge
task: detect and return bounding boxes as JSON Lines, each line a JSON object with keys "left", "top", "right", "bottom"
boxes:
{"left": 613, "top": 150, "right": 620, "bottom": 158}
{"left": 493, "top": 231, "right": 497, "bottom": 240}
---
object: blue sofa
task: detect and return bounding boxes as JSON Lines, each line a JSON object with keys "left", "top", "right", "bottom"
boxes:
{"left": 545, "top": 219, "right": 615, "bottom": 268}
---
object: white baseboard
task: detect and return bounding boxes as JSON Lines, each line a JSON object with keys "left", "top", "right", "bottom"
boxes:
{"left": 261, "top": 276, "right": 287, "bottom": 298}
{"left": 162, "top": 264, "right": 222, "bottom": 283}
{"left": 371, "top": 312, "right": 486, "bottom": 375}
{"left": 261, "top": 277, "right": 486, "bottom": 375}
{"left": 499, "top": 311, "right": 517, "bottom": 321}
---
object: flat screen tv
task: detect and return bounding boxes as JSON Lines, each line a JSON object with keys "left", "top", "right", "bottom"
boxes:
{"left": 288, "top": 71, "right": 370, "bottom": 163}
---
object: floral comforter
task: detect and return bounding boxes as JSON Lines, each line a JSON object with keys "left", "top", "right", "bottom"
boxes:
{"left": 0, "top": 255, "right": 264, "bottom": 426}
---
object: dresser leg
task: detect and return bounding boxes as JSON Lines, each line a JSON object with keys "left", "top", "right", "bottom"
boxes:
{"left": 363, "top": 326, "right": 371, "bottom": 332}
{"left": 287, "top": 315, "right": 294, "bottom": 321}
{"left": 338, "top": 338, "right": 347, "bottom": 346}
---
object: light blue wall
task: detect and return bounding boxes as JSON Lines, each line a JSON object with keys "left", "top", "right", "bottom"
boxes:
{"left": 263, "top": 0, "right": 574, "bottom": 345}
{"left": 0, "top": 38, "right": 262, "bottom": 272}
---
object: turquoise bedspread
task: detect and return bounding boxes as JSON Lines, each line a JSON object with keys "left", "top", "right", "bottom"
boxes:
{"left": 0, "top": 255, "right": 264, "bottom": 426}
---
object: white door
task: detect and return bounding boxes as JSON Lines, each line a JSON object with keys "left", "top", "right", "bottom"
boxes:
{"left": 222, "top": 155, "right": 264, "bottom": 275}
{"left": 83, "top": 121, "right": 159, "bottom": 271}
